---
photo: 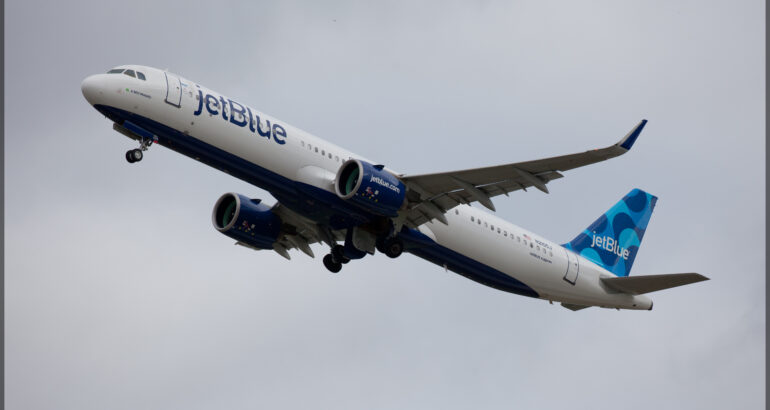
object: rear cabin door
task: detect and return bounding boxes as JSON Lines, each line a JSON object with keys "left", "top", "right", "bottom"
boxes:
{"left": 563, "top": 249, "right": 579, "bottom": 285}
{"left": 164, "top": 72, "right": 182, "bottom": 107}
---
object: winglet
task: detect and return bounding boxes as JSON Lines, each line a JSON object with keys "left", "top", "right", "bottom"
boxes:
{"left": 618, "top": 119, "right": 647, "bottom": 150}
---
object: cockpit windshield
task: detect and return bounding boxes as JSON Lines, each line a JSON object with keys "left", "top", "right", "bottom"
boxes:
{"left": 106, "top": 68, "right": 147, "bottom": 81}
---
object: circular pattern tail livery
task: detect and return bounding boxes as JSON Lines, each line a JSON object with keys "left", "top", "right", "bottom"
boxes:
{"left": 563, "top": 189, "right": 657, "bottom": 277}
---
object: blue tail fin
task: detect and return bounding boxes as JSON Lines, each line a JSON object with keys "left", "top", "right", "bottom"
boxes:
{"left": 563, "top": 189, "right": 657, "bottom": 277}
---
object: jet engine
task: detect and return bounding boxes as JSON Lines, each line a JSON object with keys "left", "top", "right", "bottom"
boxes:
{"left": 212, "top": 193, "right": 282, "bottom": 249}
{"left": 335, "top": 159, "right": 406, "bottom": 217}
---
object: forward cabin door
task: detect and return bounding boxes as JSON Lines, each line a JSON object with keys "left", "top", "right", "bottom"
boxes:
{"left": 164, "top": 72, "right": 182, "bottom": 107}
{"left": 563, "top": 249, "right": 579, "bottom": 285}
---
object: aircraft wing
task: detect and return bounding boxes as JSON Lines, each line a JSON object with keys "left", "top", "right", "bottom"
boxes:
{"left": 399, "top": 120, "right": 647, "bottom": 228}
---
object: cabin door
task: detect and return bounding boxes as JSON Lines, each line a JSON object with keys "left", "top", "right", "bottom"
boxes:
{"left": 563, "top": 249, "right": 579, "bottom": 285}
{"left": 164, "top": 72, "right": 182, "bottom": 107}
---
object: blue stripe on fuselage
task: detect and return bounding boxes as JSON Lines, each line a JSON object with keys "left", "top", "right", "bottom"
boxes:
{"left": 94, "top": 104, "right": 539, "bottom": 298}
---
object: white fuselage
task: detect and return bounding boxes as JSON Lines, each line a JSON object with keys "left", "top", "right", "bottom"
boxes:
{"left": 82, "top": 65, "right": 652, "bottom": 310}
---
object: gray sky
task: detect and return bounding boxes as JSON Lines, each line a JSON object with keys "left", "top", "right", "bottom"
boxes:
{"left": 5, "top": 1, "right": 765, "bottom": 409}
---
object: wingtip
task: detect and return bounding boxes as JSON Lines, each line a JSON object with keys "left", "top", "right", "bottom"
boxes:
{"left": 693, "top": 273, "right": 710, "bottom": 282}
{"left": 618, "top": 119, "right": 648, "bottom": 150}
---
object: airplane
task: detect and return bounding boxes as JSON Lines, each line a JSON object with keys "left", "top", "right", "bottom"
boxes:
{"left": 81, "top": 65, "right": 708, "bottom": 311}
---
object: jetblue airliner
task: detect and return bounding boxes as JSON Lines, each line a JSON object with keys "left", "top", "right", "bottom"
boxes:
{"left": 81, "top": 65, "right": 707, "bottom": 311}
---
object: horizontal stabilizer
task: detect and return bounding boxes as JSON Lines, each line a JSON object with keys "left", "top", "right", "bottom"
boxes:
{"left": 601, "top": 273, "right": 709, "bottom": 295}
{"left": 562, "top": 303, "right": 591, "bottom": 311}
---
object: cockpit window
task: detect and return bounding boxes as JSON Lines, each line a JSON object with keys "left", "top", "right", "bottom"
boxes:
{"left": 107, "top": 68, "right": 124, "bottom": 74}
{"left": 124, "top": 69, "right": 136, "bottom": 78}
{"left": 136, "top": 71, "right": 146, "bottom": 80}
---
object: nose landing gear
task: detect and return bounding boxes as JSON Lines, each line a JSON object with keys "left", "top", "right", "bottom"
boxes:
{"left": 125, "top": 137, "right": 153, "bottom": 163}
{"left": 125, "top": 148, "right": 143, "bottom": 163}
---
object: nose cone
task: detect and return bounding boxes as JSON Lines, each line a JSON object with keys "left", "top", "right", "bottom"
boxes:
{"left": 81, "top": 74, "right": 104, "bottom": 105}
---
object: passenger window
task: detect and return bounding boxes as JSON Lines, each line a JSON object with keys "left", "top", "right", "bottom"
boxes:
{"left": 523, "top": 240, "right": 527, "bottom": 246}
{"left": 301, "top": 141, "right": 305, "bottom": 147}
{"left": 471, "top": 216, "right": 475, "bottom": 222}
{"left": 504, "top": 231, "right": 507, "bottom": 237}
{"left": 490, "top": 225, "right": 494, "bottom": 231}
{"left": 107, "top": 68, "right": 124, "bottom": 74}
{"left": 477, "top": 219, "right": 481, "bottom": 225}
{"left": 321, "top": 150, "right": 325, "bottom": 156}
{"left": 530, "top": 243, "right": 534, "bottom": 248}
{"left": 315, "top": 147, "right": 319, "bottom": 153}
{"left": 329, "top": 153, "right": 332, "bottom": 159}
{"left": 137, "top": 72, "right": 146, "bottom": 80}
{"left": 124, "top": 69, "right": 136, "bottom": 78}
{"left": 455, "top": 209, "right": 459, "bottom": 215}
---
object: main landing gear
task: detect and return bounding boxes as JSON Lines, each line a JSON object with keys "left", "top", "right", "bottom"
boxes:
{"left": 322, "top": 237, "right": 404, "bottom": 273}
{"left": 378, "top": 237, "right": 404, "bottom": 259}
{"left": 126, "top": 137, "right": 153, "bottom": 163}
{"left": 323, "top": 254, "right": 342, "bottom": 273}
{"left": 323, "top": 245, "right": 350, "bottom": 274}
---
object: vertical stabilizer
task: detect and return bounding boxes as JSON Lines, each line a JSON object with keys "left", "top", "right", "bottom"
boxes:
{"left": 563, "top": 189, "right": 657, "bottom": 277}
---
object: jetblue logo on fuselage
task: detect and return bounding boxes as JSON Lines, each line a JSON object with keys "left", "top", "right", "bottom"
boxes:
{"left": 370, "top": 175, "right": 401, "bottom": 194}
{"left": 590, "top": 234, "right": 630, "bottom": 260}
{"left": 193, "top": 88, "right": 286, "bottom": 145}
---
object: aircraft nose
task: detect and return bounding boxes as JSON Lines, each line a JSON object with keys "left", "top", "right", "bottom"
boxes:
{"left": 81, "top": 74, "right": 104, "bottom": 105}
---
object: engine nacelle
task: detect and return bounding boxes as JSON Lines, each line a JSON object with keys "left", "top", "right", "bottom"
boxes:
{"left": 335, "top": 159, "right": 407, "bottom": 217}
{"left": 212, "top": 193, "right": 282, "bottom": 249}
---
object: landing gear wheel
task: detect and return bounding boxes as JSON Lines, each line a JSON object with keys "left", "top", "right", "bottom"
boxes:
{"left": 383, "top": 237, "right": 404, "bottom": 259}
{"left": 323, "top": 254, "right": 342, "bottom": 273}
{"left": 331, "top": 245, "right": 350, "bottom": 264}
{"left": 376, "top": 237, "right": 387, "bottom": 254}
{"left": 126, "top": 149, "right": 143, "bottom": 163}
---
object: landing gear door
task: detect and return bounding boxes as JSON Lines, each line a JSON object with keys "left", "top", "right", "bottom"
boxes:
{"left": 563, "top": 249, "right": 579, "bottom": 285}
{"left": 164, "top": 72, "right": 182, "bottom": 108}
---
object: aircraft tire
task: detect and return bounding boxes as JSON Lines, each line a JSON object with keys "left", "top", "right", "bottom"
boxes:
{"left": 331, "top": 245, "right": 350, "bottom": 264}
{"left": 375, "top": 237, "right": 387, "bottom": 254}
{"left": 384, "top": 237, "right": 403, "bottom": 259}
{"left": 323, "top": 254, "right": 342, "bottom": 273}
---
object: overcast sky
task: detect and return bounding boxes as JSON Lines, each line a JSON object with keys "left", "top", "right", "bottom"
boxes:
{"left": 5, "top": 1, "right": 765, "bottom": 409}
